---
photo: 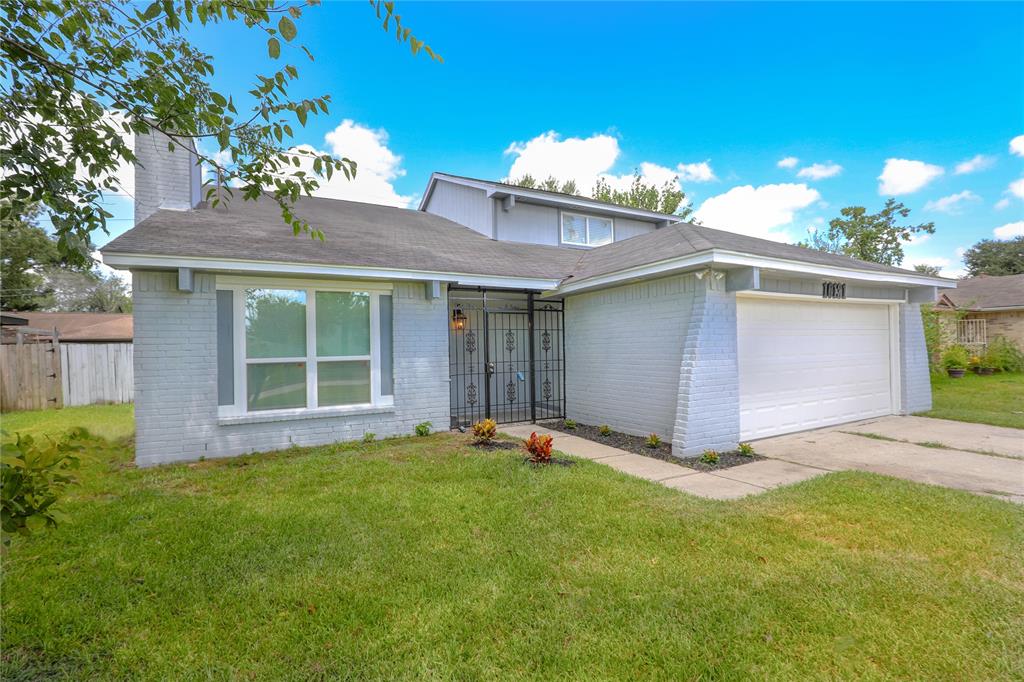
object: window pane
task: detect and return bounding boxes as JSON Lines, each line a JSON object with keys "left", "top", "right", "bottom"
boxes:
{"left": 318, "top": 361, "right": 371, "bottom": 406}
{"left": 245, "top": 289, "right": 306, "bottom": 358}
{"left": 316, "top": 291, "right": 370, "bottom": 356}
{"left": 588, "top": 217, "right": 613, "bottom": 245}
{"left": 247, "top": 362, "right": 307, "bottom": 411}
{"left": 216, "top": 290, "right": 234, "bottom": 406}
{"left": 380, "top": 294, "right": 393, "bottom": 396}
{"left": 562, "top": 214, "right": 587, "bottom": 244}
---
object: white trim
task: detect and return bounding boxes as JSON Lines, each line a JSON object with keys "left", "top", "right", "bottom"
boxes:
{"left": 218, "top": 401, "right": 394, "bottom": 427}
{"left": 889, "top": 304, "right": 902, "bottom": 414}
{"left": 102, "top": 252, "right": 562, "bottom": 291}
{"left": 553, "top": 253, "right": 714, "bottom": 295}
{"left": 559, "top": 210, "right": 615, "bottom": 248}
{"left": 735, "top": 290, "right": 903, "bottom": 305}
{"left": 420, "top": 173, "right": 676, "bottom": 222}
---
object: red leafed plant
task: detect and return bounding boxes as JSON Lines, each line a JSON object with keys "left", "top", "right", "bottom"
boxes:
{"left": 524, "top": 432, "right": 553, "bottom": 464}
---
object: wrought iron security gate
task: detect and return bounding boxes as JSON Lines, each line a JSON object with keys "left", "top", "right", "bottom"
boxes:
{"left": 449, "top": 288, "right": 565, "bottom": 428}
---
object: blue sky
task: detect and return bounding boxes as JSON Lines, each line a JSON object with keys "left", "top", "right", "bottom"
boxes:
{"left": 92, "top": 1, "right": 1024, "bottom": 277}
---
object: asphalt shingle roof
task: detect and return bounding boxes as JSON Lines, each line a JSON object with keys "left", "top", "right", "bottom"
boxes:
{"left": 102, "top": 193, "right": 935, "bottom": 286}
{"left": 939, "top": 274, "right": 1024, "bottom": 310}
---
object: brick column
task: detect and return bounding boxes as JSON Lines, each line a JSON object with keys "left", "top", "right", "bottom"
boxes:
{"left": 899, "top": 302, "right": 932, "bottom": 413}
{"left": 671, "top": 273, "right": 740, "bottom": 457}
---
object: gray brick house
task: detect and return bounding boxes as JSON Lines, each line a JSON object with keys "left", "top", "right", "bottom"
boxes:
{"left": 102, "top": 133, "right": 952, "bottom": 466}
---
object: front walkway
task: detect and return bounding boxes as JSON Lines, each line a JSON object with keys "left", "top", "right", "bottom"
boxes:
{"left": 500, "top": 425, "right": 825, "bottom": 500}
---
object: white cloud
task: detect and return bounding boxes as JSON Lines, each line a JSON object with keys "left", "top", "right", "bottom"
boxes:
{"left": 1009, "top": 178, "right": 1024, "bottom": 200}
{"left": 995, "top": 197, "right": 1011, "bottom": 210}
{"left": 93, "top": 250, "right": 132, "bottom": 286}
{"left": 796, "top": 162, "right": 843, "bottom": 180}
{"left": 676, "top": 160, "right": 717, "bottom": 183}
{"left": 994, "top": 221, "right": 1024, "bottom": 240}
{"left": 284, "top": 120, "right": 412, "bottom": 207}
{"left": 953, "top": 154, "right": 995, "bottom": 175}
{"left": 694, "top": 183, "right": 821, "bottom": 241}
{"left": 1010, "top": 135, "right": 1024, "bottom": 157}
{"left": 777, "top": 156, "right": 799, "bottom": 169}
{"left": 923, "top": 190, "right": 980, "bottom": 214}
{"left": 505, "top": 131, "right": 620, "bottom": 190}
{"left": 877, "top": 158, "right": 944, "bottom": 195}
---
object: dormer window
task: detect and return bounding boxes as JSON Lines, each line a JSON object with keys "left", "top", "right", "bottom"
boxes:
{"left": 561, "top": 212, "right": 614, "bottom": 247}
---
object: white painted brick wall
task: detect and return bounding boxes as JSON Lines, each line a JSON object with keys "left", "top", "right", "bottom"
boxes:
{"left": 134, "top": 130, "right": 202, "bottom": 224}
{"left": 564, "top": 275, "right": 696, "bottom": 439}
{"left": 899, "top": 302, "right": 933, "bottom": 413}
{"left": 132, "top": 271, "right": 449, "bottom": 466}
{"left": 672, "top": 277, "right": 740, "bottom": 457}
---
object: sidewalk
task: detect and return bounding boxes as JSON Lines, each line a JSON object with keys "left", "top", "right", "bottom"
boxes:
{"left": 500, "top": 424, "right": 826, "bottom": 500}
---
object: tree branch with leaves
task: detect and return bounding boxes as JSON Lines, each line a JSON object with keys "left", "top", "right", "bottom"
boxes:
{"left": 1, "top": 0, "right": 440, "bottom": 261}
{"left": 799, "top": 199, "right": 935, "bottom": 266}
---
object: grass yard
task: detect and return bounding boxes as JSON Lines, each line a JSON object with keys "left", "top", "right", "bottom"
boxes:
{"left": 2, "top": 407, "right": 1023, "bottom": 680}
{"left": 921, "top": 371, "right": 1024, "bottom": 430}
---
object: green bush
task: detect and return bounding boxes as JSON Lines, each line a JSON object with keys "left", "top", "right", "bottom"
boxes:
{"left": 941, "top": 345, "right": 970, "bottom": 370}
{"left": 983, "top": 336, "right": 1024, "bottom": 372}
{"left": 700, "top": 449, "right": 719, "bottom": 465}
{"left": 645, "top": 433, "right": 661, "bottom": 448}
{"left": 414, "top": 422, "right": 432, "bottom": 437}
{"left": 1, "top": 428, "right": 90, "bottom": 546}
{"left": 362, "top": 432, "right": 376, "bottom": 443}
{"left": 598, "top": 424, "right": 612, "bottom": 436}
{"left": 737, "top": 442, "right": 755, "bottom": 457}
{"left": 563, "top": 419, "right": 577, "bottom": 430}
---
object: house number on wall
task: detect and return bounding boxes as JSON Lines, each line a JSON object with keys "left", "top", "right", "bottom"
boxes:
{"left": 822, "top": 281, "right": 846, "bottom": 300}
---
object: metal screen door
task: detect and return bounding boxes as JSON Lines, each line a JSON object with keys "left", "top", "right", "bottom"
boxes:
{"left": 449, "top": 288, "right": 564, "bottom": 428}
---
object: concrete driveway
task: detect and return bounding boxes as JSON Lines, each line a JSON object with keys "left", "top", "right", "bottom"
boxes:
{"left": 753, "top": 416, "right": 1024, "bottom": 504}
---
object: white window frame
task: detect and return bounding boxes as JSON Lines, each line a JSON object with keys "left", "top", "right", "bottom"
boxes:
{"left": 217, "top": 277, "right": 394, "bottom": 418}
{"left": 560, "top": 211, "right": 615, "bottom": 247}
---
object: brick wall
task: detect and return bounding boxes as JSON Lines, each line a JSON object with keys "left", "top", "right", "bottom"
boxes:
{"left": 900, "top": 302, "right": 933, "bottom": 414}
{"left": 134, "top": 130, "right": 201, "bottom": 224}
{"left": 672, "top": 276, "right": 740, "bottom": 456}
{"left": 564, "top": 274, "right": 696, "bottom": 439}
{"left": 132, "top": 271, "right": 449, "bottom": 466}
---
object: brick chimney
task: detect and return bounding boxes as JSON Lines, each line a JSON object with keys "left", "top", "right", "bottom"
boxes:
{"left": 133, "top": 129, "right": 202, "bottom": 224}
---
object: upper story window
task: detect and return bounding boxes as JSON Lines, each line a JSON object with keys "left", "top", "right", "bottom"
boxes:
{"left": 561, "top": 212, "right": 614, "bottom": 247}
{"left": 216, "top": 277, "right": 393, "bottom": 417}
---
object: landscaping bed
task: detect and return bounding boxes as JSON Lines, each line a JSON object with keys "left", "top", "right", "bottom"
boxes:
{"left": 541, "top": 419, "right": 767, "bottom": 470}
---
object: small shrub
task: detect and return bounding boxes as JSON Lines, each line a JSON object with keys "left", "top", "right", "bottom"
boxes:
{"left": 524, "top": 432, "right": 554, "bottom": 464}
{"left": 471, "top": 418, "right": 498, "bottom": 445}
{"left": 700, "top": 449, "right": 719, "bottom": 465}
{"left": 414, "top": 421, "right": 432, "bottom": 437}
{"left": 645, "top": 433, "right": 661, "bottom": 448}
{"left": 362, "top": 432, "right": 376, "bottom": 443}
{"left": 968, "top": 354, "right": 983, "bottom": 370}
{"left": 941, "top": 345, "right": 970, "bottom": 370}
{"left": 598, "top": 424, "right": 612, "bottom": 436}
{"left": 984, "top": 336, "right": 1024, "bottom": 372}
{"left": 563, "top": 419, "right": 577, "bottom": 430}
{"left": 737, "top": 442, "right": 755, "bottom": 457}
{"left": 1, "top": 428, "right": 89, "bottom": 546}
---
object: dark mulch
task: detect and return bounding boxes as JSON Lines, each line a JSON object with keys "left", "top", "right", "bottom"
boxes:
{"left": 471, "top": 440, "right": 520, "bottom": 452}
{"left": 541, "top": 419, "right": 766, "bottom": 470}
{"left": 686, "top": 451, "right": 766, "bottom": 471}
{"left": 541, "top": 420, "right": 676, "bottom": 461}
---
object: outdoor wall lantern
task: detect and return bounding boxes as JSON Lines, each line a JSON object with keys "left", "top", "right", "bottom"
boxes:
{"left": 451, "top": 305, "right": 467, "bottom": 330}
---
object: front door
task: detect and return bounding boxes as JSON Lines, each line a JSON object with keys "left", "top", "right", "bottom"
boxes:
{"left": 448, "top": 288, "right": 564, "bottom": 428}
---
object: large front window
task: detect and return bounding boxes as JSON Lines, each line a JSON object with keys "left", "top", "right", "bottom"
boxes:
{"left": 561, "top": 211, "right": 613, "bottom": 247}
{"left": 217, "top": 279, "right": 392, "bottom": 416}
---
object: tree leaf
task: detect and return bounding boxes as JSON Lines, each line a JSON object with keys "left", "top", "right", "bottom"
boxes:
{"left": 267, "top": 38, "right": 281, "bottom": 59}
{"left": 278, "top": 16, "right": 297, "bottom": 42}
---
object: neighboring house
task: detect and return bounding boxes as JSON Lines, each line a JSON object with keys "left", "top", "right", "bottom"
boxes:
{"left": 0, "top": 312, "right": 134, "bottom": 409}
{"left": 101, "top": 131, "right": 953, "bottom": 467}
{"left": 934, "top": 274, "right": 1024, "bottom": 349}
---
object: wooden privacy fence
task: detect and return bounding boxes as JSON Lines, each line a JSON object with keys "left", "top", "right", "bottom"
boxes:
{"left": 0, "top": 340, "right": 63, "bottom": 412}
{"left": 1, "top": 342, "right": 134, "bottom": 412}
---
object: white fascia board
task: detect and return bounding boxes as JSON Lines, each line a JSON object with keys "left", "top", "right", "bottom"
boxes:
{"left": 711, "top": 250, "right": 956, "bottom": 288}
{"left": 553, "top": 249, "right": 956, "bottom": 296}
{"left": 101, "top": 252, "right": 562, "bottom": 290}
{"left": 425, "top": 173, "right": 675, "bottom": 223}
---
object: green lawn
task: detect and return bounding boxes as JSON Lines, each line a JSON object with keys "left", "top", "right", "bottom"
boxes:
{"left": 2, "top": 408, "right": 1023, "bottom": 680}
{"left": 921, "top": 371, "right": 1024, "bottom": 429}
{"left": 0, "top": 404, "right": 135, "bottom": 441}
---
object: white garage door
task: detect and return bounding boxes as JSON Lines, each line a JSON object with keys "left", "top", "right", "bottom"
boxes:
{"left": 738, "top": 297, "right": 895, "bottom": 440}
